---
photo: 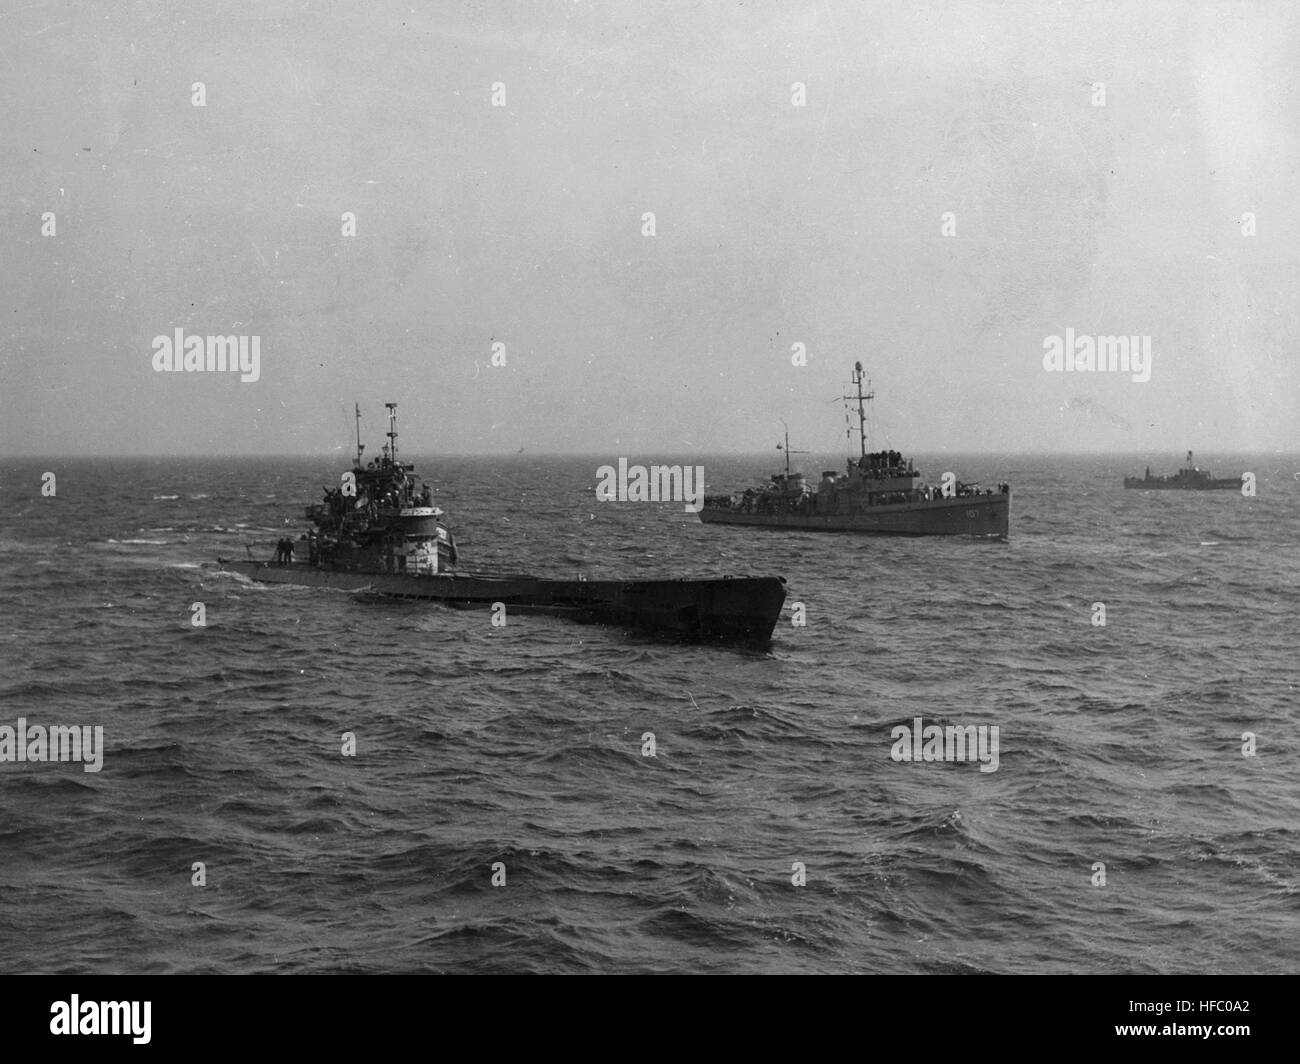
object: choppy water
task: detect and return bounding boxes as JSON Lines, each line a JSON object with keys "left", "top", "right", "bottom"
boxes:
{"left": 1, "top": 453, "right": 1296, "bottom": 973}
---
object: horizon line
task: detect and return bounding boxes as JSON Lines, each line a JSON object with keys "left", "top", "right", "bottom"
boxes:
{"left": 3, "top": 448, "right": 1296, "bottom": 461}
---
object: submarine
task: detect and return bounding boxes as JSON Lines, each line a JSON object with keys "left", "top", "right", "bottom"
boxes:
{"left": 218, "top": 403, "right": 787, "bottom": 643}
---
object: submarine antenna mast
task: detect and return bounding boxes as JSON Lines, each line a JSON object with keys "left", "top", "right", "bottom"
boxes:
{"left": 354, "top": 403, "right": 365, "bottom": 466}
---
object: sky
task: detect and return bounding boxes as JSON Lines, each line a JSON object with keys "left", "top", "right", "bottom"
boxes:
{"left": 1, "top": 0, "right": 1297, "bottom": 456}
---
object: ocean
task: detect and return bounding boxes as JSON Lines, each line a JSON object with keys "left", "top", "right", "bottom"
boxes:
{"left": 1, "top": 453, "right": 1296, "bottom": 974}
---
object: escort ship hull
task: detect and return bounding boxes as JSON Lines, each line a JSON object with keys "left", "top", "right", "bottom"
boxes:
{"left": 1124, "top": 453, "right": 1241, "bottom": 490}
{"left": 1122, "top": 476, "right": 1240, "bottom": 491}
{"left": 219, "top": 559, "right": 787, "bottom": 643}
{"left": 699, "top": 492, "right": 1009, "bottom": 537}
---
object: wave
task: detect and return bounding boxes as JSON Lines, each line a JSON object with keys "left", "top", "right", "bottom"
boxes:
{"left": 1200, "top": 528, "right": 1253, "bottom": 542}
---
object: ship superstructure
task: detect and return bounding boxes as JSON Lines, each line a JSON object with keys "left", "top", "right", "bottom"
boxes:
{"left": 304, "top": 403, "right": 458, "bottom": 574}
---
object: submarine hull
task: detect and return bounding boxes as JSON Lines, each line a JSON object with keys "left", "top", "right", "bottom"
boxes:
{"left": 219, "top": 560, "right": 787, "bottom": 643}
{"left": 698, "top": 493, "right": 1009, "bottom": 538}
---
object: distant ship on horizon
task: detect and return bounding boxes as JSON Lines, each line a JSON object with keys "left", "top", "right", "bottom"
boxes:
{"left": 1123, "top": 451, "right": 1241, "bottom": 491}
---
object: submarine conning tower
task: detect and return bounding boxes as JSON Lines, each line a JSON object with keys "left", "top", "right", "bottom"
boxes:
{"left": 368, "top": 403, "right": 447, "bottom": 571}
{"left": 307, "top": 402, "right": 456, "bottom": 574}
